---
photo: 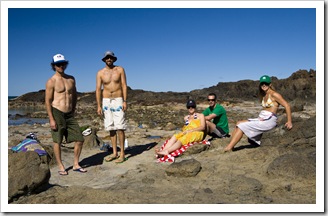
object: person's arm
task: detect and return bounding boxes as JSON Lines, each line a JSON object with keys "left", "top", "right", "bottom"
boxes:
{"left": 205, "top": 113, "right": 217, "bottom": 121}
{"left": 198, "top": 113, "right": 206, "bottom": 131}
{"left": 96, "top": 71, "right": 103, "bottom": 116}
{"left": 186, "top": 113, "right": 206, "bottom": 133}
{"left": 121, "top": 67, "right": 128, "bottom": 111}
{"left": 71, "top": 77, "right": 77, "bottom": 113}
{"left": 272, "top": 92, "right": 293, "bottom": 130}
{"left": 45, "top": 78, "right": 56, "bottom": 130}
{"left": 203, "top": 108, "right": 214, "bottom": 121}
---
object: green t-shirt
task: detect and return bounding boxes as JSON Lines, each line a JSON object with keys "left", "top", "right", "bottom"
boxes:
{"left": 202, "top": 104, "right": 229, "bottom": 134}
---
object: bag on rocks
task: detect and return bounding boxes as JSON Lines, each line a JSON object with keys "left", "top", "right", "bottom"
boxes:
{"left": 11, "top": 133, "right": 47, "bottom": 156}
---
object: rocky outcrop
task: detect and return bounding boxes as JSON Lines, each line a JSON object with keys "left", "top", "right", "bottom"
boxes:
{"left": 9, "top": 114, "right": 317, "bottom": 204}
{"left": 8, "top": 151, "right": 50, "bottom": 202}
{"left": 8, "top": 69, "right": 316, "bottom": 130}
{"left": 7, "top": 69, "right": 317, "bottom": 205}
{"left": 10, "top": 69, "right": 316, "bottom": 106}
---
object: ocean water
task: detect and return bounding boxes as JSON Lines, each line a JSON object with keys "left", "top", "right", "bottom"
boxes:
{"left": 8, "top": 96, "right": 48, "bottom": 125}
{"left": 8, "top": 96, "right": 18, "bottom": 100}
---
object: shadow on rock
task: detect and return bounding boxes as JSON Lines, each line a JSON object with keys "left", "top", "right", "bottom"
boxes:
{"left": 125, "top": 142, "right": 158, "bottom": 159}
{"left": 233, "top": 142, "right": 260, "bottom": 152}
{"left": 66, "top": 151, "right": 109, "bottom": 171}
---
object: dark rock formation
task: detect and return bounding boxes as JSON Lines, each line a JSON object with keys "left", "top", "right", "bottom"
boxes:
{"left": 8, "top": 151, "right": 50, "bottom": 202}
{"left": 9, "top": 69, "right": 316, "bottom": 106}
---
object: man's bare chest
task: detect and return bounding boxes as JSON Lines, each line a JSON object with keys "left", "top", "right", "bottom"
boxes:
{"left": 55, "top": 78, "right": 74, "bottom": 93}
{"left": 102, "top": 70, "right": 121, "bottom": 83}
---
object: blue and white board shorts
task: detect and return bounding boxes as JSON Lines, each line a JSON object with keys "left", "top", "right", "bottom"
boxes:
{"left": 103, "top": 98, "right": 127, "bottom": 131}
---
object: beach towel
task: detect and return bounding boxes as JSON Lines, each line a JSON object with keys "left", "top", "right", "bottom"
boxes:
{"left": 11, "top": 138, "right": 47, "bottom": 156}
{"left": 156, "top": 139, "right": 210, "bottom": 163}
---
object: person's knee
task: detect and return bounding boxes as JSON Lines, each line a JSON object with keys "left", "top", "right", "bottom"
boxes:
{"left": 236, "top": 120, "right": 246, "bottom": 126}
{"left": 117, "top": 130, "right": 124, "bottom": 135}
{"left": 206, "top": 120, "right": 213, "bottom": 126}
{"left": 76, "top": 141, "right": 83, "bottom": 147}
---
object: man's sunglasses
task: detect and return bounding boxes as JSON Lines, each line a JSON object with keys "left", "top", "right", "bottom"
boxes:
{"left": 54, "top": 63, "right": 67, "bottom": 67}
{"left": 207, "top": 99, "right": 215, "bottom": 102}
{"left": 187, "top": 106, "right": 196, "bottom": 109}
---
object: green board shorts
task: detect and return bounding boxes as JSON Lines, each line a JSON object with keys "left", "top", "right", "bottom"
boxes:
{"left": 51, "top": 107, "right": 84, "bottom": 144}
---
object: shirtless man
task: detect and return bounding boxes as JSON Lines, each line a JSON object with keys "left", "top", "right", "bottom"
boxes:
{"left": 96, "top": 51, "right": 128, "bottom": 163}
{"left": 45, "top": 54, "right": 86, "bottom": 175}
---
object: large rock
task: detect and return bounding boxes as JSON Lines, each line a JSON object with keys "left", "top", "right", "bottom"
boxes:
{"left": 8, "top": 151, "right": 50, "bottom": 202}
{"left": 267, "top": 153, "right": 315, "bottom": 179}
{"left": 83, "top": 127, "right": 104, "bottom": 149}
{"left": 165, "top": 159, "right": 202, "bottom": 177}
{"left": 183, "top": 144, "right": 209, "bottom": 156}
{"left": 261, "top": 116, "right": 316, "bottom": 147}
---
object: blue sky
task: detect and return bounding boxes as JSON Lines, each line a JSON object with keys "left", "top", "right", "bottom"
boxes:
{"left": 7, "top": 4, "right": 317, "bottom": 96}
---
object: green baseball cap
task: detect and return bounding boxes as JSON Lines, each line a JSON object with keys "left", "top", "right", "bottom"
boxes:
{"left": 259, "top": 75, "right": 271, "bottom": 84}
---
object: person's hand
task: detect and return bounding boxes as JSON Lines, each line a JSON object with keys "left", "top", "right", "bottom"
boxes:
{"left": 123, "top": 101, "right": 127, "bottom": 111}
{"left": 97, "top": 107, "right": 103, "bottom": 116}
{"left": 50, "top": 119, "right": 57, "bottom": 131}
{"left": 183, "top": 130, "right": 192, "bottom": 134}
{"left": 285, "top": 122, "right": 293, "bottom": 130}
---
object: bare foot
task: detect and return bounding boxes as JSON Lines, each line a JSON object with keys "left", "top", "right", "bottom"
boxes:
{"left": 222, "top": 148, "right": 233, "bottom": 154}
{"left": 154, "top": 147, "right": 160, "bottom": 154}
{"left": 156, "top": 150, "right": 169, "bottom": 157}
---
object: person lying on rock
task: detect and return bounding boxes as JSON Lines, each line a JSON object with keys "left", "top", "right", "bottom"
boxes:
{"left": 223, "top": 75, "right": 293, "bottom": 152}
{"left": 156, "top": 99, "right": 206, "bottom": 157}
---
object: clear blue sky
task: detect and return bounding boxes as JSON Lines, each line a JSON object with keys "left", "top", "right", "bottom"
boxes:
{"left": 7, "top": 7, "right": 316, "bottom": 96}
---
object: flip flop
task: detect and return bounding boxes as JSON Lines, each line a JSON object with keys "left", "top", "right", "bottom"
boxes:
{"left": 104, "top": 155, "right": 118, "bottom": 162}
{"left": 115, "top": 157, "right": 128, "bottom": 164}
{"left": 73, "top": 167, "right": 87, "bottom": 173}
{"left": 58, "top": 170, "right": 68, "bottom": 176}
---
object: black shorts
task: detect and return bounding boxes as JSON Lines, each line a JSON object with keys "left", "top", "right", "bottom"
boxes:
{"left": 209, "top": 126, "right": 230, "bottom": 138}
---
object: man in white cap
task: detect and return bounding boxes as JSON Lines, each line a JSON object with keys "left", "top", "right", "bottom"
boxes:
{"left": 96, "top": 50, "right": 128, "bottom": 163}
{"left": 45, "top": 54, "right": 86, "bottom": 175}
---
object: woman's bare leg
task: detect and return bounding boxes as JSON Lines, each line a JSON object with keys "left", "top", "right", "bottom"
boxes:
{"left": 223, "top": 127, "right": 244, "bottom": 151}
{"left": 157, "top": 140, "right": 182, "bottom": 156}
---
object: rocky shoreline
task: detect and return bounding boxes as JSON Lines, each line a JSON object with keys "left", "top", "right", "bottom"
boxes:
{"left": 5, "top": 70, "right": 319, "bottom": 210}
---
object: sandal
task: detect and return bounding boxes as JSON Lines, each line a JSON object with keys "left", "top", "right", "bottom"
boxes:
{"left": 115, "top": 157, "right": 128, "bottom": 164}
{"left": 104, "top": 155, "right": 118, "bottom": 162}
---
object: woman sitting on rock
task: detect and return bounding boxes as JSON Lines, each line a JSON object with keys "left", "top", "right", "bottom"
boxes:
{"left": 223, "top": 75, "right": 293, "bottom": 152}
{"left": 156, "top": 99, "right": 206, "bottom": 157}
